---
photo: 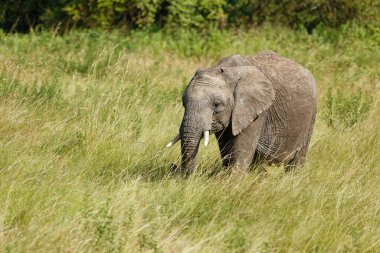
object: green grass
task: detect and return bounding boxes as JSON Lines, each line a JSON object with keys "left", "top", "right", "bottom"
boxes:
{"left": 0, "top": 27, "right": 379, "bottom": 252}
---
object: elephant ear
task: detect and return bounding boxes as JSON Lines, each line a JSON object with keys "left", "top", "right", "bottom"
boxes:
{"left": 221, "top": 66, "right": 275, "bottom": 136}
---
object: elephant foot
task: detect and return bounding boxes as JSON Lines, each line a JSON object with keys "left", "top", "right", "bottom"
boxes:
{"left": 169, "top": 163, "right": 179, "bottom": 174}
{"left": 284, "top": 164, "right": 300, "bottom": 174}
{"left": 230, "top": 165, "right": 250, "bottom": 176}
{"left": 169, "top": 164, "right": 194, "bottom": 178}
{"left": 254, "top": 164, "right": 268, "bottom": 175}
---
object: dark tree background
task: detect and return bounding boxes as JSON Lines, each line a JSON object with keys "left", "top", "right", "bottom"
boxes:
{"left": 0, "top": 0, "right": 379, "bottom": 33}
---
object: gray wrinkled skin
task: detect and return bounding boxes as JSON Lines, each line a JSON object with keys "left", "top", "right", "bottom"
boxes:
{"left": 176, "top": 51, "right": 317, "bottom": 174}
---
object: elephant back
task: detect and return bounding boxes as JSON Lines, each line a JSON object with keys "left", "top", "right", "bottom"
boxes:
{"left": 248, "top": 51, "right": 316, "bottom": 99}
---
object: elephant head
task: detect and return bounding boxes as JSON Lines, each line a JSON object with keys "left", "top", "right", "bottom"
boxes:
{"left": 166, "top": 57, "right": 275, "bottom": 174}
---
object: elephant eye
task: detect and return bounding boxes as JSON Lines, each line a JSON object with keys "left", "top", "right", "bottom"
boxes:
{"left": 214, "top": 100, "right": 224, "bottom": 113}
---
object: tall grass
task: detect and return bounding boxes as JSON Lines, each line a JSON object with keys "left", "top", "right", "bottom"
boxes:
{"left": 0, "top": 27, "right": 379, "bottom": 252}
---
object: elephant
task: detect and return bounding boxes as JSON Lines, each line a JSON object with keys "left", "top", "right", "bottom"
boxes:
{"left": 166, "top": 51, "right": 317, "bottom": 174}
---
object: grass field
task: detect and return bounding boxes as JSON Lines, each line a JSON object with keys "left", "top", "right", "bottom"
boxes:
{"left": 0, "top": 26, "right": 379, "bottom": 252}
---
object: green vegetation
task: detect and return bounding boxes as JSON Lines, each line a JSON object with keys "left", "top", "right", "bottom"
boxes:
{"left": 323, "top": 87, "right": 373, "bottom": 128}
{"left": 0, "top": 26, "right": 379, "bottom": 252}
{"left": 1, "top": 0, "right": 379, "bottom": 32}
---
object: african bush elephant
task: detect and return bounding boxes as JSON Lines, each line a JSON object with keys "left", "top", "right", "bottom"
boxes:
{"left": 166, "top": 51, "right": 317, "bottom": 174}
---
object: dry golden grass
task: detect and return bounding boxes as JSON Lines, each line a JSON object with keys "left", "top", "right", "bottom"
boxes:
{"left": 0, "top": 27, "right": 379, "bottom": 252}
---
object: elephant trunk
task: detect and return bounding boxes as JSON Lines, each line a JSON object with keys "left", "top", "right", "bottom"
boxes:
{"left": 180, "top": 103, "right": 212, "bottom": 174}
{"left": 180, "top": 124, "right": 201, "bottom": 174}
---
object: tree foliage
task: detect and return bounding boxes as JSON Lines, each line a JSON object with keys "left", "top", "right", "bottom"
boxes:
{"left": 0, "top": 0, "right": 379, "bottom": 32}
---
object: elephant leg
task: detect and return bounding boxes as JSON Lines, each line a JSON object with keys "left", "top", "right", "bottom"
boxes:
{"left": 285, "top": 110, "right": 316, "bottom": 173}
{"left": 251, "top": 150, "right": 266, "bottom": 169}
{"left": 215, "top": 124, "right": 234, "bottom": 167}
{"left": 284, "top": 147, "right": 302, "bottom": 172}
{"left": 229, "top": 113, "right": 267, "bottom": 171}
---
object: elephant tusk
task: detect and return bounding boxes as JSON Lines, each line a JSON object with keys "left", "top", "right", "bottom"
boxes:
{"left": 204, "top": 130, "right": 210, "bottom": 147}
{"left": 166, "top": 134, "right": 180, "bottom": 148}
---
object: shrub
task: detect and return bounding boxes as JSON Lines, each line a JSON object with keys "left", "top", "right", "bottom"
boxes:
{"left": 323, "top": 87, "right": 373, "bottom": 128}
{"left": 0, "top": 0, "right": 379, "bottom": 32}
{"left": 0, "top": 0, "right": 67, "bottom": 32}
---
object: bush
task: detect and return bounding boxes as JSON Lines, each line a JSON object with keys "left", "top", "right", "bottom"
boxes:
{"left": 0, "top": 0, "right": 67, "bottom": 32}
{"left": 0, "top": 0, "right": 379, "bottom": 32}
{"left": 323, "top": 87, "right": 373, "bottom": 128}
